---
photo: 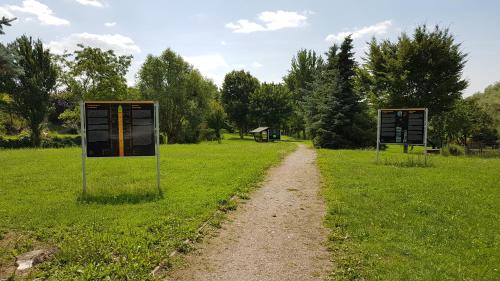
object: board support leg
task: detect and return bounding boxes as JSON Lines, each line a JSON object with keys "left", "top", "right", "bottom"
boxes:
{"left": 80, "top": 102, "right": 87, "bottom": 195}
{"left": 154, "top": 102, "right": 161, "bottom": 195}
{"left": 376, "top": 109, "right": 381, "bottom": 164}
{"left": 424, "top": 108, "right": 429, "bottom": 165}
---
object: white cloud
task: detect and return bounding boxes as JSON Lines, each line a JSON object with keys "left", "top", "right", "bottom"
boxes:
{"left": 47, "top": 33, "right": 141, "bottom": 55}
{"left": 325, "top": 20, "right": 392, "bottom": 42}
{"left": 75, "top": 0, "right": 103, "bottom": 8}
{"left": 226, "top": 10, "right": 308, "bottom": 33}
{"left": 220, "top": 40, "right": 227, "bottom": 46}
{"left": 226, "top": 20, "right": 266, "bottom": 33}
{"left": 0, "top": 7, "right": 15, "bottom": 19}
{"left": 184, "top": 54, "right": 229, "bottom": 86}
{"left": 251, "top": 62, "right": 263, "bottom": 68}
{"left": 5, "top": 0, "right": 69, "bottom": 26}
{"left": 104, "top": 22, "right": 116, "bottom": 27}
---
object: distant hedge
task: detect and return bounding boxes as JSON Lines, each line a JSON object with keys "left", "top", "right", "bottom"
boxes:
{"left": 0, "top": 134, "right": 81, "bottom": 149}
{"left": 0, "top": 133, "right": 171, "bottom": 149}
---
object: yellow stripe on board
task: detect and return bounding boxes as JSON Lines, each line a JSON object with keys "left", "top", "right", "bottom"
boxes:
{"left": 118, "top": 105, "right": 124, "bottom": 157}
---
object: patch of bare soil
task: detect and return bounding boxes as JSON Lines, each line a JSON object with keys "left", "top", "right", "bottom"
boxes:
{"left": 167, "top": 144, "right": 332, "bottom": 281}
{"left": 0, "top": 231, "right": 56, "bottom": 280}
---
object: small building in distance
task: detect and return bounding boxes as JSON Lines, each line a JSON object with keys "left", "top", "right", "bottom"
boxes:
{"left": 250, "top": 127, "right": 281, "bottom": 142}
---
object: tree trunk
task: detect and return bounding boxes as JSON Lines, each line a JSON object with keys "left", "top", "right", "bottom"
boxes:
{"left": 239, "top": 128, "right": 244, "bottom": 139}
{"left": 216, "top": 129, "right": 221, "bottom": 144}
{"left": 302, "top": 128, "right": 307, "bottom": 140}
{"left": 30, "top": 125, "right": 41, "bottom": 147}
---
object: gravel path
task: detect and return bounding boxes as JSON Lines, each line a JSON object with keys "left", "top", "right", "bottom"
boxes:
{"left": 167, "top": 144, "right": 331, "bottom": 281}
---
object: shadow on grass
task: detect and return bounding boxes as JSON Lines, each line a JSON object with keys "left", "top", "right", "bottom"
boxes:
{"left": 226, "top": 136, "right": 255, "bottom": 141}
{"left": 380, "top": 155, "right": 433, "bottom": 168}
{"left": 77, "top": 191, "right": 163, "bottom": 205}
{"left": 226, "top": 136, "right": 306, "bottom": 143}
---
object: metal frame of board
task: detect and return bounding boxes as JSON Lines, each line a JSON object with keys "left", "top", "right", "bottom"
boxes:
{"left": 80, "top": 101, "right": 161, "bottom": 195}
{"left": 376, "top": 108, "right": 428, "bottom": 164}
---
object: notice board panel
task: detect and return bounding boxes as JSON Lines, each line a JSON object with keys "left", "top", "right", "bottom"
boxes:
{"left": 378, "top": 108, "right": 427, "bottom": 145}
{"left": 84, "top": 101, "right": 156, "bottom": 157}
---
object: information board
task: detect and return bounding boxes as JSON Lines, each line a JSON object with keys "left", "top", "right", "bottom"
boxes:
{"left": 378, "top": 108, "right": 427, "bottom": 145}
{"left": 84, "top": 102, "right": 156, "bottom": 157}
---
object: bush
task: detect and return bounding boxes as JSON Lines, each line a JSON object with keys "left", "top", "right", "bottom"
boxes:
{"left": 41, "top": 135, "right": 81, "bottom": 148}
{"left": 0, "top": 134, "right": 32, "bottom": 148}
{"left": 200, "top": 128, "right": 218, "bottom": 141}
{"left": 0, "top": 134, "right": 80, "bottom": 149}
{"left": 441, "top": 144, "right": 465, "bottom": 156}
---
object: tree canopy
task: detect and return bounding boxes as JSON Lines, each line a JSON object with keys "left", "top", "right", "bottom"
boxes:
{"left": 306, "top": 36, "right": 374, "bottom": 148}
{"left": 469, "top": 81, "right": 500, "bottom": 133}
{"left": 138, "top": 48, "right": 216, "bottom": 143}
{"left": 249, "top": 83, "right": 293, "bottom": 129}
{"left": 358, "top": 25, "right": 468, "bottom": 116}
{"left": 283, "top": 49, "right": 322, "bottom": 138}
{"left": 221, "top": 70, "right": 259, "bottom": 138}
{"left": 0, "top": 17, "right": 15, "bottom": 35}
{"left": 0, "top": 36, "right": 57, "bottom": 146}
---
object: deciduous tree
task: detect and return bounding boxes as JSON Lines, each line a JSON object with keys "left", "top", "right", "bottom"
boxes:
{"left": 1, "top": 36, "right": 57, "bottom": 146}
{"left": 138, "top": 48, "right": 214, "bottom": 143}
{"left": 207, "top": 100, "right": 227, "bottom": 143}
{"left": 358, "top": 25, "right": 468, "bottom": 116}
{"left": 283, "top": 49, "right": 322, "bottom": 138}
{"left": 249, "top": 83, "right": 293, "bottom": 129}
{"left": 221, "top": 70, "right": 259, "bottom": 138}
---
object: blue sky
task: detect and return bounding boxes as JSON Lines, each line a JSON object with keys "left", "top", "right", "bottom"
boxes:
{"left": 1, "top": 0, "right": 499, "bottom": 96}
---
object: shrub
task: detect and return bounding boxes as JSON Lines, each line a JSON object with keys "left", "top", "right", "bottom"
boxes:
{"left": 0, "top": 134, "right": 80, "bottom": 149}
{"left": 41, "top": 135, "right": 81, "bottom": 148}
{"left": 0, "top": 134, "right": 32, "bottom": 148}
{"left": 441, "top": 144, "right": 465, "bottom": 156}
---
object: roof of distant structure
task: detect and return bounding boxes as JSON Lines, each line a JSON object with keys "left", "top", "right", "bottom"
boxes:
{"left": 249, "top": 127, "right": 269, "bottom": 133}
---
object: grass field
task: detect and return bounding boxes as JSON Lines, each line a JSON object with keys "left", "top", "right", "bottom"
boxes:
{"left": 318, "top": 147, "right": 500, "bottom": 280}
{"left": 0, "top": 136, "right": 295, "bottom": 280}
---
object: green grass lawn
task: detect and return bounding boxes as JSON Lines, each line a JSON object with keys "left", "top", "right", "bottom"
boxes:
{"left": 0, "top": 136, "right": 295, "bottom": 280}
{"left": 318, "top": 147, "right": 500, "bottom": 280}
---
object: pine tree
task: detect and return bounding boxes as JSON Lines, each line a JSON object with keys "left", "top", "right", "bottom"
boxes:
{"left": 306, "top": 36, "right": 375, "bottom": 148}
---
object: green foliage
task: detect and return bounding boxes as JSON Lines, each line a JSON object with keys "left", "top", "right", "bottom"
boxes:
{"left": 249, "top": 83, "right": 293, "bottom": 129}
{"left": 0, "top": 133, "right": 80, "bottom": 149}
{"left": 0, "top": 134, "right": 31, "bottom": 148}
{"left": 0, "top": 137, "right": 295, "bottom": 279}
{"left": 138, "top": 48, "right": 216, "bottom": 143}
{"left": 221, "top": 70, "right": 260, "bottom": 138}
{"left": 441, "top": 144, "right": 465, "bottom": 156}
{"left": 58, "top": 45, "right": 132, "bottom": 101}
{"left": 0, "top": 36, "right": 57, "bottom": 146}
{"left": 469, "top": 81, "right": 500, "bottom": 133}
{"left": 0, "top": 43, "right": 23, "bottom": 82}
{"left": 58, "top": 106, "right": 80, "bottom": 132}
{"left": 207, "top": 100, "right": 227, "bottom": 143}
{"left": 358, "top": 25, "right": 468, "bottom": 117}
{"left": 318, "top": 148, "right": 500, "bottom": 280}
{"left": 429, "top": 98, "right": 497, "bottom": 147}
{"left": 306, "top": 36, "right": 375, "bottom": 148}
{"left": 0, "top": 93, "right": 24, "bottom": 135}
{"left": 283, "top": 49, "right": 322, "bottom": 138}
{"left": 52, "top": 46, "right": 133, "bottom": 131}
{"left": 0, "top": 17, "right": 15, "bottom": 35}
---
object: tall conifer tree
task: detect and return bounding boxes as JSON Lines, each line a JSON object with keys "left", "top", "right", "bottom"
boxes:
{"left": 306, "top": 36, "right": 374, "bottom": 148}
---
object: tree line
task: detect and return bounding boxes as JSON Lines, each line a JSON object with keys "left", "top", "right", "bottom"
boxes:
{"left": 1, "top": 18, "right": 498, "bottom": 148}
